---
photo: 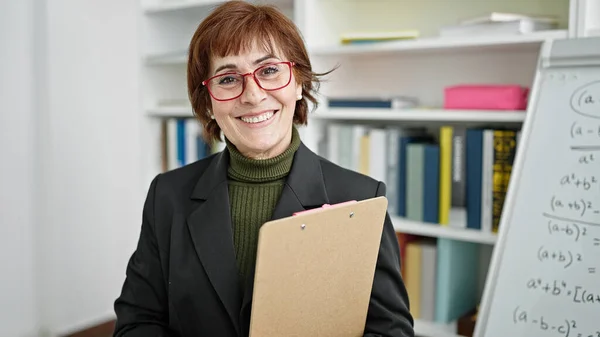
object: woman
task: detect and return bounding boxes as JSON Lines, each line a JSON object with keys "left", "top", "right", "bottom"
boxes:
{"left": 113, "top": 1, "right": 414, "bottom": 336}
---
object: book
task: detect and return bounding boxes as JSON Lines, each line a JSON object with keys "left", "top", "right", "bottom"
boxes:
{"left": 327, "top": 97, "right": 418, "bottom": 109}
{"left": 340, "top": 30, "right": 419, "bottom": 44}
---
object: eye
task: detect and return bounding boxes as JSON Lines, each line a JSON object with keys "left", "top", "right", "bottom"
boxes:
{"left": 259, "top": 65, "right": 281, "bottom": 77}
{"left": 216, "top": 75, "right": 240, "bottom": 86}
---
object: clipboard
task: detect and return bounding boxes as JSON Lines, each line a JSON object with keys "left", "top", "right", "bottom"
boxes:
{"left": 249, "top": 196, "right": 389, "bottom": 337}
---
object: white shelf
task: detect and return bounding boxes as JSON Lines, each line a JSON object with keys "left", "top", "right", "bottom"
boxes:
{"left": 414, "top": 319, "right": 463, "bottom": 337}
{"left": 143, "top": 0, "right": 293, "bottom": 14}
{"left": 391, "top": 216, "right": 498, "bottom": 245}
{"left": 143, "top": 30, "right": 568, "bottom": 65}
{"left": 144, "top": 51, "right": 188, "bottom": 65}
{"left": 310, "top": 30, "right": 568, "bottom": 57}
{"left": 147, "top": 106, "right": 525, "bottom": 124}
{"left": 147, "top": 105, "right": 194, "bottom": 118}
{"left": 143, "top": 0, "right": 226, "bottom": 14}
{"left": 311, "top": 108, "right": 526, "bottom": 124}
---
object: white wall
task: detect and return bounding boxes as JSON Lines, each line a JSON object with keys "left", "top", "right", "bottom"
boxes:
{"left": 0, "top": 0, "right": 38, "bottom": 336}
{"left": 2, "top": 0, "right": 143, "bottom": 335}
{"left": 36, "top": 0, "right": 144, "bottom": 334}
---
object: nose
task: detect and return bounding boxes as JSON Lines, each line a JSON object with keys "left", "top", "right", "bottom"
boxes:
{"left": 240, "top": 74, "right": 266, "bottom": 105}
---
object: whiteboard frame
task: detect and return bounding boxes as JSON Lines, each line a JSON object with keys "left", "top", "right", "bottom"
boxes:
{"left": 472, "top": 38, "right": 554, "bottom": 337}
{"left": 474, "top": 35, "right": 600, "bottom": 337}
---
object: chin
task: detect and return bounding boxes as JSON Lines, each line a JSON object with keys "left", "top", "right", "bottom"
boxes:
{"left": 247, "top": 139, "right": 278, "bottom": 153}
{"left": 237, "top": 135, "right": 280, "bottom": 157}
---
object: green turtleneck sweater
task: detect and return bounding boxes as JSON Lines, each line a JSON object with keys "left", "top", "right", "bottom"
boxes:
{"left": 225, "top": 127, "right": 301, "bottom": 286}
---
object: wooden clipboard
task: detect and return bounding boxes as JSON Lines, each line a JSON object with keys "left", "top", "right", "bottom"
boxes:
{"left": 249, "top": 196, "right": 388, "bottom": 337}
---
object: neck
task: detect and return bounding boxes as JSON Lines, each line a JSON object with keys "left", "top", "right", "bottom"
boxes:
{"left": 225, "top": 126, "right": 301, "bottom": 183}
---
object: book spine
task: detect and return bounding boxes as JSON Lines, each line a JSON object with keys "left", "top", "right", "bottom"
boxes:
{"left": 423, "top": 145, "right": 440, "bottom": 224}
{"left": 386, "top": 129, "right": 399, "bottom": 215}
{"left": 176, "top": 119, "right": 186, "bottom": 167}
{"left": 328, "top": 100, "right": 392, "bottom": 109}
{"left": 438, "top": 127, "right": 453, "bottom": 225}
{"left": 495, "top": 130, "right": 518, "bottom": 232}
{"left": 492, "top": 130, "right": 506, "bottom": 233}
{"left": 480, "top": 130, "right": 494, "bottom": 233}
{"left": 466, "top": 129, "right": 483, "bottom": 230}
{"left": 406, "top": 144, "right": 424, "bottom": 222}
{"left": 451, "top": 127, "right": 467, "bottom": 207}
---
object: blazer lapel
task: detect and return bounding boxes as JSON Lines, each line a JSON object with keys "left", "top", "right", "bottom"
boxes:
{"left": 187, "top": 150, "right": 242, "bottom": 335}
{"left": 240, "top": 142, "right": 330, "bottom": 323}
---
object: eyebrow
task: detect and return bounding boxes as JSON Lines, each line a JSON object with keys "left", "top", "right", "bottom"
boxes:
{"left": 213, "top": 54, "right": 279, "bottom": 74}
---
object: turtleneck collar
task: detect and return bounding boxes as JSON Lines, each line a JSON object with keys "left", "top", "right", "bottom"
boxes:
{"left": 225, "top": 126, "right": 301, "bottom": 183}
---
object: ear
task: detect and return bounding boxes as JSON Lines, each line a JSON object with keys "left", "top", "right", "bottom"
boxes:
{"left": 295, "top": 82, "right": 303, "bottom": 100}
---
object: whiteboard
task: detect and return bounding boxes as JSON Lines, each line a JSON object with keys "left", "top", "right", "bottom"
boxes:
{"left": 475, "top": 36, "right": 600, "bottom": 337}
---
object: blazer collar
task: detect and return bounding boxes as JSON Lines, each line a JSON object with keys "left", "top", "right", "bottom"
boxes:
{"left": 188, "top": 141, "right": 330, "bottom": 336}
{"left": 191, "top": 141, "right": 329, "bottom": 206}
{"left": 187, "top": 149, "right": 243, "bottom": 335}
{"left": 191, "top": 148, "right": 229, "bottom": 200}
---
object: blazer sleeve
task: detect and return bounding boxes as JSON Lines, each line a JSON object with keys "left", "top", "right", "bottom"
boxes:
{"left": 113, "top": 175, "right": 173, "bottom": 337}
{"left": 363, "top": 181, "right": 415, "bottom": 337}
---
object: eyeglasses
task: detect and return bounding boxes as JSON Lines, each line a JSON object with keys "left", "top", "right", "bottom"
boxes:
{"left": 202, "top": 61, "right": 295, "bottom": 101}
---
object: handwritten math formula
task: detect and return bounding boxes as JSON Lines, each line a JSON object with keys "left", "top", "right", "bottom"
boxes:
{"left": 537, "top": 99, "right": 600, "bottom": 274}
{"left": 570, "top": 122, "right": 600, "bottom": 141}
{"left": 546, "top": 221, "right": 600, "bottom": 244}
{"left": 560, "top": 174, "right": 599, "bottom": 191}
{"left": 484, "top": 77, "right": 600, "bottom": 336}
{"left": 536, "top": 246, "right": 586, "bottom": 269}
{"left": 526, "top": 279, "right": 600, "bottom": 304}
{"left": 510, "top": 78, "right": 600, "bottom": 336}
{"left": 549, "top": 196, "right": 598, "bottom": 217}
{"left": 513, "top": 306, "right": 599, "bottom": 337}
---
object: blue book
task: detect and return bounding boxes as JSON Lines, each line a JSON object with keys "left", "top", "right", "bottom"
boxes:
{"left": 405, "top": 143, "right": 439, "bottom": 224}
{"left": 422, "top": 144, "right": 440, "bottom": 224}
{"left": 196, "top": 135, "right": 211, "bottom": 160}
{"left": 466, "top": 129, "right": 483, "bottom": 230}
{"left": 328, "top": 97, "right": 417, "bottom": 109}
{"left": 329, "top": 99, "right": 395, "bottom": 109}
{"left": 434, "top": 238, "right": 479, "bottom": 323}
{"left": 176, "top": 119, "right": 186, "bottom": 167}
{"left": 396, "top": 136, "right": 428, "bottom": 216}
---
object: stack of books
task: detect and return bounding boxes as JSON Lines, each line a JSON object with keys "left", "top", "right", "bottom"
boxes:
{"left": 439, "top": 12, "right": 559, "bottom": 37}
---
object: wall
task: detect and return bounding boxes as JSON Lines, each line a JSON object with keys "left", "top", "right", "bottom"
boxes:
{"left": 1, "top": 0, "right": 143, "bottom": 335}
{"left": 36, "top": 0, "right": 144, "bottom": 334}
{"left": 0, "top": 0, "right": 39, "bottom": 336}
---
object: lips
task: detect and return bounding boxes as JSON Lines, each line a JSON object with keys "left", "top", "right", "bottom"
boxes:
{"left": 239, "top": 110, "right": 277, "bottom": 124}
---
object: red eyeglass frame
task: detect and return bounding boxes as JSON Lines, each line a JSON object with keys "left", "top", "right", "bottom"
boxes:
{"left": 201, "top": 61, "right": 295, "bottom": 102}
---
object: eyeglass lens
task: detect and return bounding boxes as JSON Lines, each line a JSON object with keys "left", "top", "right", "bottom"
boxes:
{"left": 207, "top": 62, "right": 291, "bottom": 100}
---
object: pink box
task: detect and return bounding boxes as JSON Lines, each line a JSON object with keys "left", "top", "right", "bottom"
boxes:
{"left": 444, "top": 84, "right": 529, "bottom": 110}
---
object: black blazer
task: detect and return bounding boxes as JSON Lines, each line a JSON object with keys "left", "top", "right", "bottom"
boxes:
{"left": 113, "top": 142, "right": 415, "bottom": 337}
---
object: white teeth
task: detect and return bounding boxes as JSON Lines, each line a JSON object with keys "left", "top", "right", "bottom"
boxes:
{"left": 240, "top": 111, "right": 275, "bottom": 124}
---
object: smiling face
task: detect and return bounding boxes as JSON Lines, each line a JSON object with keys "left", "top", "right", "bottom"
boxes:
{"left": 207, "top": 43, "right": 302, "bottom": 160}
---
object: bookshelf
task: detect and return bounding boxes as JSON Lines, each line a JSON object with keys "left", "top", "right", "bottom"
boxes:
{"left": 414, "top": 319, "right": 461, "bottom": 337}
{"left": 309, "top": 29, "right": 568, "bottom": 57}
{"left": 311, "top": 109, "right": 526, "bottom": 124}
{"left": 142, "top": 0, "right": 225, "bottom": 13}
{"left": 137, "top": 1, "right": 598, "bottom": 336}
{"left": 144, "top": 51, "right": 188, "bottom": 65}
{"left": 147, "top": 105, "right": 194, "bottom": 118}
{"left": 142, "top": 0, "right": 293, "bottom": 14}
{"left": 392, "top": 217, "right": 498, "bottom": 245}
{"left": 142, "top": 30, "right": 569, "bottom": 65}
{"left": 146, "top": 106, "right": 527, "bottom": 124}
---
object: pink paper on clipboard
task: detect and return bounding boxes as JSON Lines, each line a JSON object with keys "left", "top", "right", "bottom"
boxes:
{"left": 293, "top": 200, "right": 357, "bottom": 216}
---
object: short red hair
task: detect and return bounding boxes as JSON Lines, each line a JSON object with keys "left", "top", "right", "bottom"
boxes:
{"left": 187, "top": 0, "right": 330, "bottom": 144}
